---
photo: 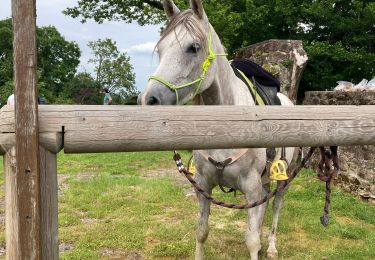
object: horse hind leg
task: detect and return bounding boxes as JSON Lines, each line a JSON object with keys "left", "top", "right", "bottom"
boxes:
{"left": 267, "top": 147, "right": 297, "bottom": 258}
{"left": 267, "top": 182, "right": 285, "bottom": 259}
{"left": 244, "top": 181, "right": 265, "bottom": 260}
{"left": 194, "top": 176, "right": 212, "bottom": 260}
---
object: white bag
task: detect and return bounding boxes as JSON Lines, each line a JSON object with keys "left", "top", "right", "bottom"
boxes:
{"left": 353, "top": 79, "right": 368, "bottom": 91}
{"left": 334, "top": 81, "right": 354, "bottom": 91}
{"left": 366, "top": 77, "right": 375, "bottom": 90}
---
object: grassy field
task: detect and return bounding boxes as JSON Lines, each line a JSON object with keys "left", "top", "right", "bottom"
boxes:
{"left": 0, "top": 151, "right": 374, "bottom": 259}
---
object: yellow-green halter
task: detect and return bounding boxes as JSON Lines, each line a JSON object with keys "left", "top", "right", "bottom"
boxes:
{"left": 149, "top": 31, "right": 227, "bottom": 104}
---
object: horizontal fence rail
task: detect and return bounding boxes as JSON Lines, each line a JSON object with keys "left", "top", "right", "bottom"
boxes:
{"left": 1, "top": 105, "right": 375, "bottom": 154}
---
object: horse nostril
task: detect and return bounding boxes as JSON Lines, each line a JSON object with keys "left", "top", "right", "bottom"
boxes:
{"left": 147, "top": 96, "right": 160, "bottom": 105}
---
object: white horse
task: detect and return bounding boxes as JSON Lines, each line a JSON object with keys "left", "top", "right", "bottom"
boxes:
{"left": 138, "top": 0, "right": 296, "bottom": 259}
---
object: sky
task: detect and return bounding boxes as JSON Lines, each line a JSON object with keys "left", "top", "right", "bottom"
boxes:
{"left": 0, "top": 0, "right": 161, "bottom": 92}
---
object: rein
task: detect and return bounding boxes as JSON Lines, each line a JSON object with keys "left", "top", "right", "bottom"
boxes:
{"left": 173, "top": 147, "right": 339, "bottom": 226}
{"left": 149, "top": 31, "right": 227, "bottom": 104}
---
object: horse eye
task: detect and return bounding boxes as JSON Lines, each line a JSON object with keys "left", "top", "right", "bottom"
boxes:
{"left": 187, "top": 43, "right": 200, "bottom": 53}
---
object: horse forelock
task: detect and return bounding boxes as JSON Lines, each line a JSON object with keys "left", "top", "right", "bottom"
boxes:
{"left": 157, "top": 10, "right": 208, "bottom": 51}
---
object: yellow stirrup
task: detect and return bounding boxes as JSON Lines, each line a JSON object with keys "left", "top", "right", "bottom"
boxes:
{"left": 270, "top": 160, "right": 289, "bottom": 181}
{"left": 188, "top": 156, "right": 196, "bottom": 176}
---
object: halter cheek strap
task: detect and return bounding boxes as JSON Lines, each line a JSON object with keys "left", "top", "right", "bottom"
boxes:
{"left": 149, "top": 31, "right": 227, "bottom": 105}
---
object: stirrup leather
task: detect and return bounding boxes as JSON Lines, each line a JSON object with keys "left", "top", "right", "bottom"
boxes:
{"left": 270, "top": 160, "right": 289, "bottom": 181}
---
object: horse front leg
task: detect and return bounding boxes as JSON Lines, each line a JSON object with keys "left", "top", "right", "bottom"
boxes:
{"left": 267, "top": 182, "right": 285, "bottom": 259}
{"left": 194, "top": 175, "right": 212, "bottom": 260}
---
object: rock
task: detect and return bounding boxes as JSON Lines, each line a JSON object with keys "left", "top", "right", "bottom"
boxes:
{"left": 59, "top": 243, "right": 74, "bottom": 252}
{"left": 340, "top": 160, "right": 349, "bottom": 171}
{"left": 235, "top": 39, "right": 308, "bottom": 103}
{"left": 0, "top": 245, "right": 5, "bottom": 256}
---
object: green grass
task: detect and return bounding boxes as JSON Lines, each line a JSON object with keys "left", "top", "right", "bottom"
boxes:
{"left": 0, "top": 152, "right": 375, "bottom": 259}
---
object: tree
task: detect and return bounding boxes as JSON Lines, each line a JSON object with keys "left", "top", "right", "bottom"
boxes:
{"left": 0, "top": 19, "right": 13, "bottom": 105}
{"left": 0, "top": 19, "right": 13, "bottom": 87}
{"left": 37, "top": 26, "right": 81, "bottom": 101}
{"left": 0, "top": 18, "right": 81, "bottom": 104}
{"left": 58, "top": 72, "right": 102, "bottom": 104}
{"left": 88, "top": 38, "right": 137, "bottom": 100}
{"left": 63, "top": 0, "right": 167, "bottom": 25}
{"left": 64, "top": 0, "right": 375, "bottom": 96}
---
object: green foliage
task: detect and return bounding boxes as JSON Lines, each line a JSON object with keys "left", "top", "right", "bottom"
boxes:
{"left": 37, "top": 26, "right": 81, "bottom": 102}
{"left": 0, "top": 17, "right": 137, "bottom": 106}
{"left": 60, "top": 72, "right": 102, "bottom": 104}
{"left": 88, "top": 38, "right": 138, "bottom": 101}
{"left": 63, "top": 0, "right": 166, "bottom": 25}
{"left": 302, "top": 41, "right": 375, "bottom": 93}
{"left": 64, "top": 0, "right": 375, "bottom": 95}
{"left": 0, "top": 80, "right": 13, "bottom": 106}
{"left": 0, "top": 19, "right": 13, "bottom": 106}
{"left": 0, "top": 19, "right": 13, "bottom": 87}
{"left": 0, "top": 18, "right": 81, "bottom": 104}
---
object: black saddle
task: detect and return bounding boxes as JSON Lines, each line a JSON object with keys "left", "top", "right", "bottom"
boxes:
{"left": 231, "top": 58, "right": 281, "bottom": 106}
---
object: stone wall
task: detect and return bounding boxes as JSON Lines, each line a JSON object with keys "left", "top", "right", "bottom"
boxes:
{"left": 235, "top": 40, "right": 308, "bottom": 103}
{"left": 304, "top": 91, "right": 375, "bottom": 204}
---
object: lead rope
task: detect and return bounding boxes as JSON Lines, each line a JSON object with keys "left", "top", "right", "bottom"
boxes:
{"left": 173, "top": 147, "right": 339, "bottom": 226}
{"left": 317, "top": 146, "right": 339, "bottom": 226}
{"left": 173, "top": 147, "right": 316, "bottom": 210}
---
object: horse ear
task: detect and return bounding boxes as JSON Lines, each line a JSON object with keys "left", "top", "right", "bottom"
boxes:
{"left": 163, "top": 0, "right": 180, "bottom": 20}
{"left": 190, "top": 0, "right": 207, "bottom": 20}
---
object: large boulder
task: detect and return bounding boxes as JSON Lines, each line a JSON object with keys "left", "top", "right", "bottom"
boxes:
{"left": 235, "top": 40, "right": 308, "bottom": 103}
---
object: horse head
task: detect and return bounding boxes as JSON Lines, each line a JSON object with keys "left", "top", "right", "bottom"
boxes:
{"left": 138, "top": 0, "right": 226, "bottom": 105}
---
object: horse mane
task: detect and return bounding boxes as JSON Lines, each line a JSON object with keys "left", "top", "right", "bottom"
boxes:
{"left": 157, "top": 9, "right": 208, "bottom": 50}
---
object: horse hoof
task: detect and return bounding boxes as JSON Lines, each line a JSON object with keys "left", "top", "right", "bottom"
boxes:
{"left": 267, "top": 251, "right": 278, "bottom": 259}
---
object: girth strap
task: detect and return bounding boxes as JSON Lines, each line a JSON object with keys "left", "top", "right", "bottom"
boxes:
{"left": 197, "top": 149, "right": 249, "bottom": 166}
{"left": 207, "top": 157, "right": 235, "bottom": 193}
{"left": 197, "top": 149, "right": 249, "bottom": 194}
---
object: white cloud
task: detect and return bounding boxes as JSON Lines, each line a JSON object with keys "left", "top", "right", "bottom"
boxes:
{"left": 124, "top": 42, "right": 157, "bottom": 55}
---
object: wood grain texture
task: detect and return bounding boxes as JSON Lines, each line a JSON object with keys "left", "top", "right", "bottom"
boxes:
{"left": 12, "top": 0, "right": 41, "bottom": 258}
{"left": 5, "top": 148, "right": 19, "bottom": 259}
{"left": 2, "top": 105, "right": 375, "bottom": 153}
{"left": 39, "top": 147, "right": 58, "bottom": 260}
{"left": 4, "top": 147, "right": 58, "bottom": 260}
{"left": 0, "top": 133, "right": 62, "bottom": 155}
{"left": 0, "top": 134, "right": 14, "bottom": 155}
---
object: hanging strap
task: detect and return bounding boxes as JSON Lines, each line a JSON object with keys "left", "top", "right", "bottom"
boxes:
{"left": 233, "top": 68, "right": 265, "bottom": 106}
{"left": 196, "top": 149, "right": 249, "bottom": 166}
{"left": 196, "top": 149, "right": 249, "bottom": 194}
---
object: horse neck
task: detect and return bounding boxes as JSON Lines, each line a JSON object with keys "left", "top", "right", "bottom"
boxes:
{"left": 198, "top": 33, "right": 255, "bottom": 106}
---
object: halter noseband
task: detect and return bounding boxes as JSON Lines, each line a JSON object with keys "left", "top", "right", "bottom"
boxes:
{"left": 149, "top": 31, "right": 227, "bottom": 104}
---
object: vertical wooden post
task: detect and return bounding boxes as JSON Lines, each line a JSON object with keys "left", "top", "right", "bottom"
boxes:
{"left": 39, "top": 147, "right": 58, "bottom": 259}
{"left": 5, "top": 147, "right": 59, "bottom": 259}
{"left": 4, "top": 148, "right": 19, "bottom": 257}
{"left": 9, "top": 0, "right": 41, "bottom": 259}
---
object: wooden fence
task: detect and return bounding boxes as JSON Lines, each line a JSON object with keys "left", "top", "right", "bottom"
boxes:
{"left": 1, "top": 104, "right": 375, "bottom": 258}
{"left": 4, "top": 0, "right": 375, "bottom": 258}
{"left": 2, "top": 105, "right": 375, "bottom": 155}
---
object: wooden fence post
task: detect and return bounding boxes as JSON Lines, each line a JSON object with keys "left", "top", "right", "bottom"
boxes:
{"left": 5, "top": 146, "right": 59, "bottom": 259}
{"left": 4, "top": 147, "right": 19, "bottom": 258}
{"left": 10, "top": 0, "right": 42, "bottom": 258}
{"left": 39, "top": 147, "right": 58, "bottom": 259}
